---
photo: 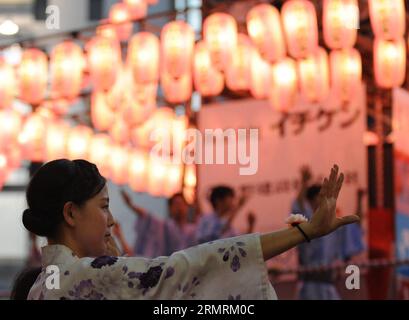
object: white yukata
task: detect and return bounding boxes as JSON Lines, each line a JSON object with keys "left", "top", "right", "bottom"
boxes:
{"left": 28, "top": 233, "right": 277, "bottom": 300}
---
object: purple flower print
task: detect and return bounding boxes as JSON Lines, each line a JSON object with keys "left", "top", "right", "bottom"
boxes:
{"left": 217, "top": 241, "right": 247, "bottom": 272}
{"left": 165, "top": 267, "right": 175, "bottom": 279}
{"left": 231, "top": 255, "right": 240, "bottom": 272}
{"left": 238, "top": 248, "right": 247, "bottom": 257}
{"left": 91, "top": 256, "right": 118, "bottom": 269}
{"left": 137, "top": 266, "right": 163, "bottom": 290}
{"left": 68, "top": 279, "right": 106, "bottom": 300}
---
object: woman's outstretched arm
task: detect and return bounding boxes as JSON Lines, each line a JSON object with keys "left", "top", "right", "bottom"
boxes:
{"left": 260, "top": 164, "right": 360, "bottom": 261}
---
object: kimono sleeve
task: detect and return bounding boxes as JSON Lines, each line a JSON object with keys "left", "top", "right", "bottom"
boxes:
{"left": 59, "top": 233, "right": 275, "bottom": 300}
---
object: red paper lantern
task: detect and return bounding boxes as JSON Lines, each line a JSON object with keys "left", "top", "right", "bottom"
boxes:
{"left": 128, "top": 150, "right": 148, "bottom": 193}
{"left": 109, "top": 117, "right": 131, "bottom": 145}
{"left": 161, "top": 72, "right": 192, "bottom": 104}
{"left": 89, "top": 134, "right": 113, "bottom": 178}
{"left": 165, "top": 163, "right": 183, "bottom": 197}
{"left": 123, "top": 0, "right": 147, "bottom": 19}
{"left": 18, "top": 113, "right": 48, "bottom": 162}
{"left": 128, "top": 32, "right": 159, "bottom": 84}
{"left": 270, "top": 58, "right": 298, "bottom": 112}
{"left": 109, "top": 145, "right": 129, "bottom": 185}
{"left": 330, "top": 48, "right": 362, "bottom": 103}
{"left": 86, "top": 36, "right": 121, "bottom": 91}
{"left": 203, "top": 13, "right": 238, "bottom": 72}
{"left": 66, "top": 125, "right": 93, "bottom": 161}
{"left": 19, "top": 49, "right": 48, "bottom": 105}
{"left": 226, "top": 34, "right": 252, "bottom": 92}
{"left": 161, "top": 21, "right": 195, "bottom": 78}
{"left": 193, "top": 41, "right": 224, "bottom": 97}
{"left": 91, "top": 91, "right": 115, "bottom": 131}
{"left": 281, "top": 0, "right": 319, "bottom": 59}
{"left": 183, "top": 164, "right": 197, "bottom": 205}
{"left": 369, "top": 0, "right": 405, "bottom": 40}
{"left": 247, "top": 3, "right": 286, "bottom": 63}
{"left": 374, "top": 38, "right": 406, "bottom": 88}
{"left": 109, "top": 3, "right": 133, "bottom": 41}
{"left": 298, "top": 47, "right": 330, "bottom": 103}
{"left": 147, "top": 156, "right": 168, "bottom": 196}
{"left": 50, "top": 41, "right": 85, "bottom": 101}
{"left": 323, "top": 0, "right": 359, "bottom": 49}
{"left": 45, "top": 120, "right": 69, "bottom": 161}
{"left": 0, "top": 109, "right": 22, "bottom": 149}
{"left": 250, "top": 50, "right": 272, "bottom": 100}
{"left": 0, "top": 58, "right": 16, "bottom": 109}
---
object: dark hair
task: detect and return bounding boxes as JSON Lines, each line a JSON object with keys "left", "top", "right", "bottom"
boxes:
{"left": 22, "top": 159, "right": 106, "bottom": 238}
{"left": 10, "top": 267, "right": 42, "bottom": 300}
{"left": 209, "top": 185, "right": 235, "bottom": 209}
{"left": 168, "top": 193, "right": 186, "bottom": 208}
{"left": 306, "top": 184, "right": 322, "bottom": 201}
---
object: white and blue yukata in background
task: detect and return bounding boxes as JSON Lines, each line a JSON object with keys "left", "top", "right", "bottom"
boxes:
{"left": 134, "top": 212, "right": 197, "bottom": 258}
{"left": 291, "top": 200, "right": 364, "bottom": 300}
{"left": 28, "top": 234, "right": 277, "bottom": 300}
{"left": 196, "top": 212, "right": 238, "bottom": 244}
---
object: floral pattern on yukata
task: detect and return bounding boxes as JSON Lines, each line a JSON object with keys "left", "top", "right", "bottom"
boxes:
{"left": 91, "top": 256, "right": 118, "bottom": 269}
{"left": 177, "top": 276, "right": 200, "bottom": 299}
{"left": 217, "top": 241, "right": 247, "bottom": 272}
{"left": 228, "top": 294, "right": 241, "bottom": 300}
{"left": 66, "top": 279, "right": 106, "bottom": 300}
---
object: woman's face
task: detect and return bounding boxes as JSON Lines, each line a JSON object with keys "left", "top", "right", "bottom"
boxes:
{"left": 72, "top": 185, "right": 114, "bottom": 257}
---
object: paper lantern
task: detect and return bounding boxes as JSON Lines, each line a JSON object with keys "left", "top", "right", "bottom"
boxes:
{"left": 5, "top": 144, "right": 22, "bottom": 170}
{"left": 281, "top": 0, "right": 319, "bottom": 59}
{"left": 109, "top": 145, "right": 129, "bottom": 185}
{"left": 298, "top": 47, "right": 330, "bottom": 103}
{"left": 147, "top": 156, "right": 168, "bottom": 196}
{"left": 19, "top": 49, "right": 48, "bottom": 105}
{"left": 128, "top": 150, "right": 148, "bottom": 193}
{"left": 18, "top": 113, "right": 47, "bottom": 162}
{"left": 45, "top": 120, "right": 69, "bottom": 161}
{"left": 226, "top": 34, "right": 252, "bottom": 92}
{"left": 161, "top": 21, "right": 195, "bottom": 78}
{"left": 161, "top": 72, "right": 192, "bottom": 104}
{"left": 96, "top": 24, "right": 118, "bottom": 40}
{"left": 193, "top": 41, "right": 224, "bottom": 97}
{"left": 183, "top": 164, "right": 197, "bottom": 204}
{"left": 270, "top": 58, "right": 298, "bottom": 112}
{"left": 128, "top": 32, "right": 159, "bottom": 84}
{"left": 203, "top": 13, "right": 238, "bottom": 71}
{"left": 66, "top": 125, "right": 92, "bottom": 160}
{"left": 86, "top": 36, "right": 121, "bottom": 91}
{"left": 0, "top": 109, "right": 22, "bottom": 149}
{"left": 109, "top": 3, "right": 133, "bottom": 41}
{"left": 369, "top": 0, "right": 405, "bottom": 40}
{"left": 91, "top": 91, "right": 115, "bottom": 131}
{"left": 374, "top": 38, "right": 406, "bottom": 88}
{"left": 247, "top": 3, "right": 286, "bottom": 63}
{"left": 250, "top": 50, "right": 272, "bottom": 99}
{"left": 109, "top": 117, "right": 131, "bottom": 145}
{"left": 165, "top": 163, "right": 183, "bottom": 197}
{"left": 323, "top": 0, "right": 358, "bottom": 49}
{"left": 50, "top": 41, "right": 85, "bottom": 101}
{"left": 172, "top": 115, "right": 188, "bottom": 158}
{"left": 89, "top": 134, "right": 113, "bottom": 178}
{"left": 330, "top": 48, "right": 362, "bottom": 102}
{"left": 123, "top": 0, "right": 147, "bottom": 19}
{"left": 0, "top": 58, "right": 16, "bottom": 109}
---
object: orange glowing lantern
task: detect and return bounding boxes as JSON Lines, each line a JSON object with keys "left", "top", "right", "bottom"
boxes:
{"left": 66, "top": 126, "right": 93, "bottom": 160}
{"left": 50, "top": 41, "right": 85, "bottom": 101}
{"left": 86, "top": 36, "right": 121, "bottom": 91}
{"left": 203, "top": 13, "right": 238, "bottom": 72}
{"left": 109, "top": 3, "right": 133, "bottom": 41}
{"left": 128, "top": 150, "right": 148, "bottom": 193}
{"left": 330, "top": 48, "right": 362, "bottom": 102}
{"left": 172, "top": 115, "right": 188, "bottom": 157}
{"left": 281, "top": 0, "right": 319, "bottom": 59}
{"left": 323, "top": 0, "right": 359, "bottom": 49}
{"left": 18, "top": 113, "right": 47, "bottom": 162}
{"left": 226, "top": 34, "right": 252, "bottom": 92}
{"left": 6, "top": 145, "right": 22, "bottom": 170}
{"left": 369, "top": 0, "right": 405, "bottom": 40}
{"left": 161, "top": 21, "right": 195, "bottom": 78}
{"left": 19, "top": 49, "right": 48, "bottom": 105}
{"left": 270, "top": 58, "right": 298, "bottom": 112}
{"left": 0, "top": 58, "right": 16, "bottom": 109}
{"left": 123, "top": 0, "right": 147, "bottom": 19}
{"left": 247, "top": 3, "right": 286, "bottom": 63}
{"left": 89, "top": 134, "right": 113, "bottom": 178}
{"left": 193, "top": 41, "right": 224, "bottom": 97}
{"left": 165, "top": 163, "right": 183, "bottom": 197}
{"left": 109, "top": 117, "right": 131, "bottom": 145}
{"left": 374, "top": 38, "right": 406, "bottom": 88}
{"left": 96, "top": 24, "right": 118, "bottom": 40}
{"left": 250, "top": 50, "right": 272, "bottom": 100}
{"left": 147, "top": 156, "right": 168, "bottom": 196}
{"left": 161, "top": 72, "right": 192, "bottom": 104}
{"left": 183, "top": 164, "right": 196, "bottom": 204}
{"left": 0, "top": 109, "right": 22, "bottom": 149}
{"left": 45, "top": 120, "right": 69, "bottom": 161}
{"left": 128, "top": 32, "right": 159, "bottom": 84}
{"left": 109, "top": 145, "right": 129, "bottom": 185}
{"left": 91, "top": 91, "right": 115, "bottom": 131}
{"left": 297, "top": 47, "right": 330, "bottom": 103}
